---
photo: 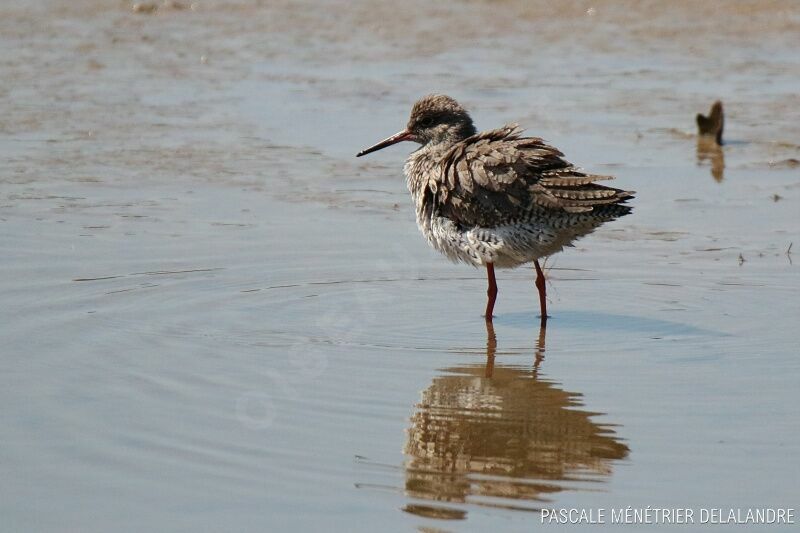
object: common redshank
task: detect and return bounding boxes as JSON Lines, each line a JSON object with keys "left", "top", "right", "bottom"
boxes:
{"left": 357, "top": 95, "right": 634, "bottom": 323}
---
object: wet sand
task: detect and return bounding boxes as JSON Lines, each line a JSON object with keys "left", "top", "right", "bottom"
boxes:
{"left": 1, "top": 1, "right": 799, "bottom": 531}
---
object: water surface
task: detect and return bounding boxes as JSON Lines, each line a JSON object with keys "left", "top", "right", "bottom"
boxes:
{"left": 1, "top": 1, "right": 798, "bottom": 531}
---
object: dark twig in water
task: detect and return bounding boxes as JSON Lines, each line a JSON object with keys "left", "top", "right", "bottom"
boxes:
{"left": 696, "top": 101, "right": 724, "bottom": 145}
{"left": 787, "top": 242, "right": 793, "bottom": 265}
{"left": 738, "top": 253, "right": 745, "bottom": 266}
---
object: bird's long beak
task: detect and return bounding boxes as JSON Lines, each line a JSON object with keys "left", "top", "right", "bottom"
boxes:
{"left": 356, "top": 129, "right": 414, "bottom": 157}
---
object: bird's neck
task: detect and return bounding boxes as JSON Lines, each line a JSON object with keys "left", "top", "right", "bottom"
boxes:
{"left": 404, "top": 123, "right": 476, "bottom": 194}
{"left": 404, "top": 144, "right": 446, "bottom": 197}
{"left": 426, "top": 122, "right": 477, "bottom": 149}
{"left": 446, "top": 122, "right": 477, "bottom": 144}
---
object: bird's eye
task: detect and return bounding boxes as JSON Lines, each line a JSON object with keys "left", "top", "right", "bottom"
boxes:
{"left": 418, "top": 116, "right": 435, "bottom": 128}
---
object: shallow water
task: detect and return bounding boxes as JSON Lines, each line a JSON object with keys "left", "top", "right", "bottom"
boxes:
{"left": 1, "top": 1, "right": 799, "bottom": 531}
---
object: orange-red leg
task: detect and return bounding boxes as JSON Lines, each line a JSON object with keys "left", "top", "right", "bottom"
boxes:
{"left": 534, "top": 259, "right": 548, "bottom": 324}
{"left": 485, "top": 263, "right": 498, "bottom": 320}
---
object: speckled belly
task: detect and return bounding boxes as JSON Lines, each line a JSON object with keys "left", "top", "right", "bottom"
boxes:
{"left": 416, "top": 205, "right": 617, "bottom": 269}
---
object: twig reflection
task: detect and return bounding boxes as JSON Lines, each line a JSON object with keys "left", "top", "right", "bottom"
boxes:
{"left": 696, "top": 137, "right": 725, "bottom": 182}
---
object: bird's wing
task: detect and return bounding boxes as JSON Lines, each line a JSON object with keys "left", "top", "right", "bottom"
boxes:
{"left": 433, "top": 124, "right": 634, "bottom": 228}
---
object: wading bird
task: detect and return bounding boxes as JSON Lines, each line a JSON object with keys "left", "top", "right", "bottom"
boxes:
{"left": 357, "top": 95, "right": 633, "bottom": 324}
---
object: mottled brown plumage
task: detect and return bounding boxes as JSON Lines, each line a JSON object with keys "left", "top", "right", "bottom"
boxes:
{"left": 357, "top": 94, "right": 635, "bottom": 322}
{"left": 437, "top": 124, "right": 633, "bottom": 227}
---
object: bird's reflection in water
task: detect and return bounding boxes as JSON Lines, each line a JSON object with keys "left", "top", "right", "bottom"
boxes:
{"left": 402, "top": 321, "right": 629, "bottom": 518}
{"left": 696, "top": 137, "right": 725, "bottom": 182}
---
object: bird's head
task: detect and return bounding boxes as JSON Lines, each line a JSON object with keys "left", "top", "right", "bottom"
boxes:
{"left": 357, "top": 94, "right": 476, "bottom": 157}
